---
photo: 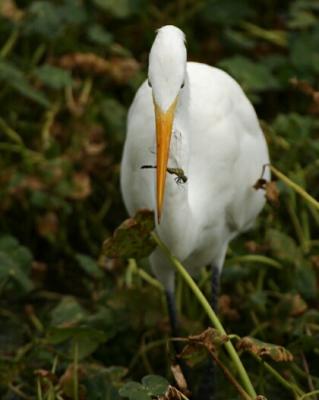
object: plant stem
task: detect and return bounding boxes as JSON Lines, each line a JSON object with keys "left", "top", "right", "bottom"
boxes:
{"left": 269, "top": 165, "right": 319, "bottom": 211}
{"left": 251, "top": 354, "right": 305, "bottom": 398}
{"left": 300, "top": 390, "right": 319, "bottom": 400}
{"left": 228, "top": 255, "right": 282, "bottom": 269}
{"left": 209, "top": 350, "right": 252, "bottom": 400}
{"left": 152, "top": 232, "right": 257, "bottom": 399}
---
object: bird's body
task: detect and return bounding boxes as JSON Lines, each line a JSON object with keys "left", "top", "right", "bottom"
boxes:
{"left": 121, "top": 26, "right": 269, "bottom": 293}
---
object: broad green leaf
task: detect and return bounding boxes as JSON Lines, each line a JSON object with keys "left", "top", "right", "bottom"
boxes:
{"left": 266, "top": 229, "right": 301, "bottom": 265}
{"left": 0, "top": 236, "right": 34, "bottom": 292}
{"left": 141, "top": 375, "right": 169, "bottom": 396}
{"left": 76, "top": 254, "right": 104, "bottom": 279}
{"left": 50, "top": 296, "right": 88, "bottom": 327}
{"left": 200, "top": 0, "right": 253, "bottom": 25}
{"left": 35, "top": 65, "right": 73, "bottom": 89}
{"left": 295, "top": 263, "right": 317, "bottom": 300}
{"left": 218, "top": 56, "right": 279, "bottom": 93}
{"left": 93, "top": 0, "right": 132, "bottom": 18}
{"left": 48, "top": 326, "right": 107, "bottom": 359}
{"left": 0, "top": 60, "right": 49, "bottom": 107}
{"left": 24, "top": 0, "right": 86, "bottom": 39}
{"left": 87, "top": 25, "right": 113, "bottom": 46}
{"left": 119, "top": 382, "right": 151, "bottom": 400}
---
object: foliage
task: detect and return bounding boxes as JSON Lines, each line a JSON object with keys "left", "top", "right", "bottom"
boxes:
{"left": 0, "top": 0, "right": 318, "bottom": 399}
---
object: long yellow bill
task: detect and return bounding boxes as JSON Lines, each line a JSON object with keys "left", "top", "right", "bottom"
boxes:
{"left": 154, "top": 98, "right": 177, "bottom": 223}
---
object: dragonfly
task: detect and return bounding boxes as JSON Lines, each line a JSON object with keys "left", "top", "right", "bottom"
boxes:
{"left": 141, "top": 165, "right": 188, "bottom": 184}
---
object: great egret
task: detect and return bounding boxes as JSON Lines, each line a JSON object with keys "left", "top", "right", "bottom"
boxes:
{"left": 120, "top": 25, "right": 269, "bottom": 397}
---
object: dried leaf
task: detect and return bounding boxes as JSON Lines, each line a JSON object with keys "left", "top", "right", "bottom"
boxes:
{"left": 58, "top": 53, "right": 139, "bottom": 82}
{"left": 101, "top": 209, "right": 155, "bottom": 259}
{"left": 36, "top": 212, "right": 59, "bottom": 238}
{"left": 0, "top": 0, "right": 24, "bottom": 21}
{"left": 244, "top": 241, "right": 268, "bottom": 254}
{"left": 237, "top": 337, "right": 293, "bottom": 362}
{"left": 265, "top": 181, "right": 280, "bottom": 207}
{"left": 180, "top": 327, "right": 229, "bottom": 362}
{"left": 218, "top": 295, "right": 239, "bottom": 320}
{"left": 159, "top": 385, "right": 184, "bottom": 400}
{"left": 170, "top": 364, "right": 189, "bottom": 395}
{"left": 59, "top": 363, "right": 86, "bottom": 399}
{"left": 70, "top": 172, "right": 92, "bottom": 200}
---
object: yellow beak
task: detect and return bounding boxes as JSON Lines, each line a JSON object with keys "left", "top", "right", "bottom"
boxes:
{"left": 154, "top": 98, "right": 177, "bottom": 223}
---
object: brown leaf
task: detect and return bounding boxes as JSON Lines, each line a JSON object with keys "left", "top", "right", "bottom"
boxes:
{"left": 69, "top": 172, "right": 92, "bottom": 200}
{"left": 237, "top": 337, "right": 293, "bottom": 362}
{"left": 218, "top": 295, "right": 239, "bottom": 320}
{"left": 0, "top": 0, "right": 24, "bottom": 21}
{"left": 170, "top": 364, "right": 189, "bottom": 395}
{"left": 311, "top": 255, "right": 319, "bottom": 269}
{"left": 245, "top": 241, "right": 268, "bottom": 254}
{"left": 189, "top": 328, "right": 229, "bottom": 351}
{"left": 59, "top": 363, "right": 86, "bottom": 400}
{"left": 36, "top": 212, "right": 59, "bottom": 238}
{"left": 34, "top": 369, "right": 57, "bottom": 383}
{"left": 58, "top": 53, "right": 139, "bottom": 83}
{"left": 265, "top": 181, "right": 280, "bottom": 207}
{"left": 159, "top": 385, "right": 184, "bottom": 400}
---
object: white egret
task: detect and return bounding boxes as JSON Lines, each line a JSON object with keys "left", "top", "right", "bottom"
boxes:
{"left": 120, "top": 25, "right": 269, "bottom": 397}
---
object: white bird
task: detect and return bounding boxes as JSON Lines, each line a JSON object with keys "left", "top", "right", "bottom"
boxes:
{"left": 121, "top": 25, "right": 269, "bottom": 316}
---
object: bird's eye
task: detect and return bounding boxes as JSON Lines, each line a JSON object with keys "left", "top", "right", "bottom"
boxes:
{"left": 181, "top": 81, "right": 185, "bottom": 89}
{"left": 148, "top": 79, "right": 152, "bottom": 88}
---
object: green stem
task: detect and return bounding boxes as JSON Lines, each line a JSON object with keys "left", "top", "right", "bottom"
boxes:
{"left": 269, "top": 165, "right": 319, "bottom": 211}
{"left": 252, "top": 354, "right": 304, "bottom": 398}
{"left": 0, "top": 29, "right": 19, "bottom": 59}
{"left": 228, "top": 255, "right": 282, "bottom": 269}
{"left": 128, "top": 258, "right": 164, "bottom": 291}
{"left": 152, "top": 233, "right": 257, "bottom": 399}
{"left": 300, "top": 390, "right": 319, "bottom": 400}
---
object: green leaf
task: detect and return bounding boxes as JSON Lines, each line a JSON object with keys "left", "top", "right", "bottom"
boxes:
{"left": 101, "top": 209, "right": 155, "bottom": 260}
{"left": 24, "top": 0, "right": 86, "bottom": 39}
{"left": 200, "top": 0, "right": 253, "bottom": 25}
{"left": 34, "top": 65, "right": 73, "bottom": 89}
{"left": 218, "top": 56, "right": 279, "bottom": 94}
{"left": 266, "top": 229, "right": 301, "bottom": 265}
{"left": 50, "top": 296, "right": 88, "bottom": 327}
{"left": 0, "top": 236, "right": 34, "bottom": 292}
{"left": 295, "top": 264, "right": 317, "bottom": 300}
{"left": 0, "top": 60, "right": 50, "bottom": 107}
{"left": 75, "top": 254, "right": 104, "bottom": 279}
{"left": 87, "top": 25, "right": 113, "bottom": 46}
{"left": 119, "top": 382, "right": 151, "bottom": 400}
{"left": 141, "top": 375, "right": 169, "bottom": 396}
{"left": 93, "top": 0, "right": 132, "bottom": 18}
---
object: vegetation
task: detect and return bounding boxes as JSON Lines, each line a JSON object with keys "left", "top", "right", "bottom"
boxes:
{"left": 0, "top": 0, "right": 318, "bottom": 399}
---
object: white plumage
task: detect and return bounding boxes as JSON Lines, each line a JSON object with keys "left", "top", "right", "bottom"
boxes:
{"left": 121, "top": 25, "right": 270, "bottom": 293}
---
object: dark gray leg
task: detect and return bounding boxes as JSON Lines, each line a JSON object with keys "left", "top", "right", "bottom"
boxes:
{"left": 165, "top": 290, "right": 179, "bottom": 355}
{"left": 196, "top": 265, "right": 220, "bottom": 400}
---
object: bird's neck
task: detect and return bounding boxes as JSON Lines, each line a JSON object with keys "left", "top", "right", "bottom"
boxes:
{"left": 156, "top": 74, "right": 197, "bottom": 260}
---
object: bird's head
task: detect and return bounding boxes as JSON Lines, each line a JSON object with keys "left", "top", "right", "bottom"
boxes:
{"left": 148, "top": 25, "right": 187, "bottom": 223}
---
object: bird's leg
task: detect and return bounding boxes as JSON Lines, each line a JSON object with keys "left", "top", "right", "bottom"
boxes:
{"left": 196, "top": 265, "right": 220, "bottom": 400}
{"left": 165, "top": 290, "right": 179, "bottom": 346}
